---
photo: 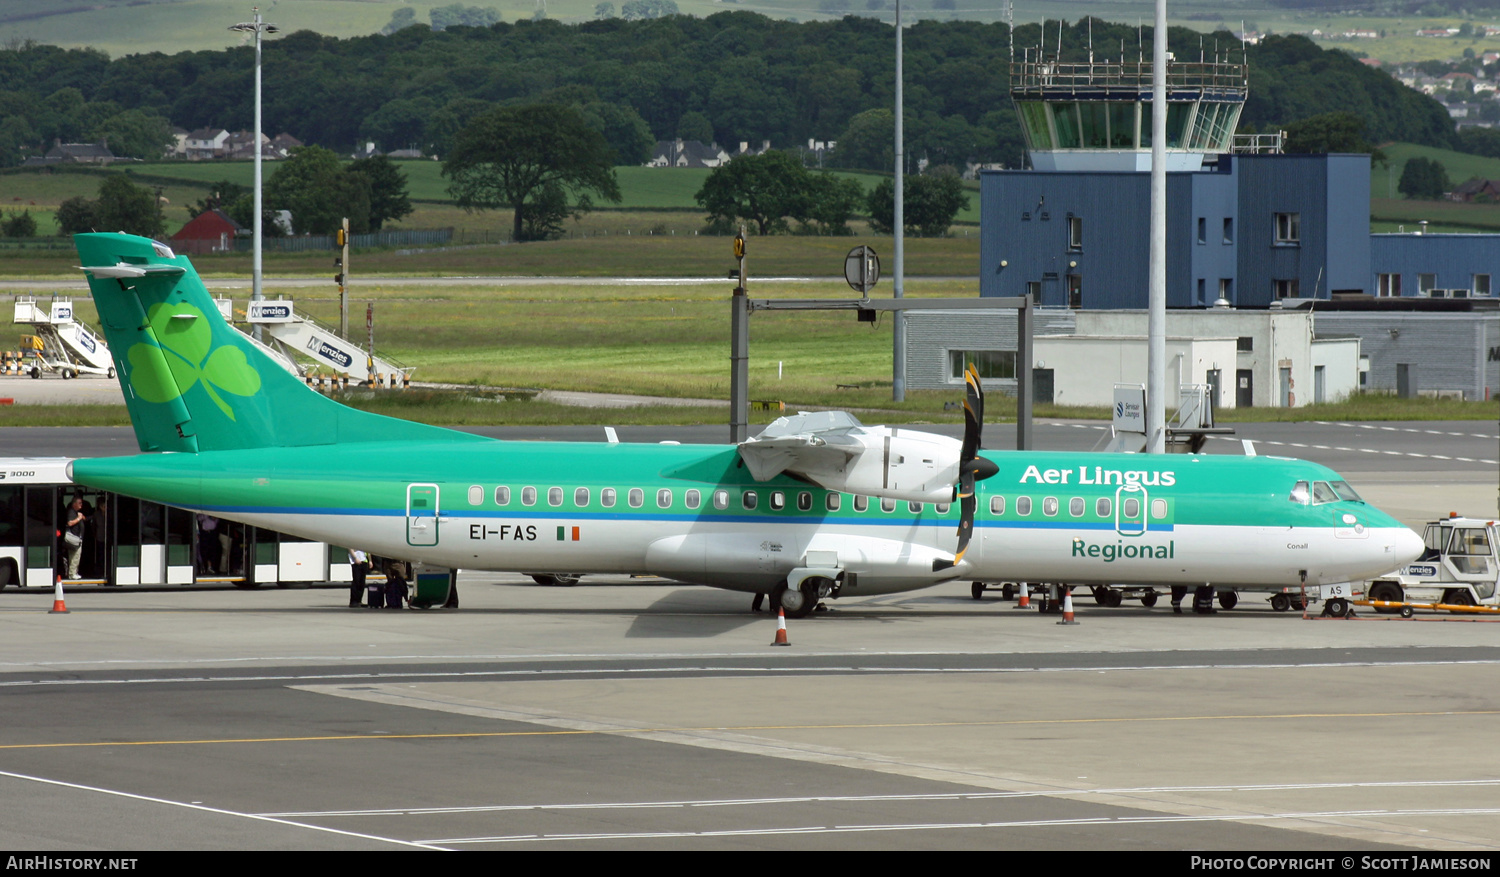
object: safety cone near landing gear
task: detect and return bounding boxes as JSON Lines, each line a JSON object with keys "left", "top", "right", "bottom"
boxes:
{"left": 1056, "top": 586, "right": 1078, "bottom": 626}
{"left": 49, "top": 576, "right": 69, "bottom": 614}
{"left": 1014, "top": 581, "right": 1031, "bottom": 610}
{"left": 771, "top": 608, "right": 790, "bottom": 646}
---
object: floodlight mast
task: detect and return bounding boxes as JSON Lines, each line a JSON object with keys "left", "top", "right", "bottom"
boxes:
{"left": 1146, "top": 0, "right": 1167, "bottom": 453}
{"left": 892, "top": 0, "right": 906, "bottom": 403}
{"left": 230, "top": 8, "right": 278, "bottom": 338}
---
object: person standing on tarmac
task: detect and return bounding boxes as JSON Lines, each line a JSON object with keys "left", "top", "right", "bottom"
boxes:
{"left": 62, "top": 497, "right": 87, "bottom": 580}
{"left": 348, "top": 548, "right": 371, "bottom": 608}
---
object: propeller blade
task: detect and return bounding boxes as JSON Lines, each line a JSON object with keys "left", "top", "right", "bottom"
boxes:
{"left": 961, "top": 362, "right": 983, "bottom": 462}
{"left": 955, "top": 470, "right": 976, "bottom": 564}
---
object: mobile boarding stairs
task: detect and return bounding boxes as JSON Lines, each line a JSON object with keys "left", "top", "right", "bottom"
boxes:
{"left": 228, "top": 298, "right": 413, "bottom": 386}
{"left": 12, "top": 296, "right": 114, "bottom": 379}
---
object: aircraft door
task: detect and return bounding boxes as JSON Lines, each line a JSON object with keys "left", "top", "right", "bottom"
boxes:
{"left": 407, "top": 483, "right": 440, "bottom": 546}
{"left": 1115, "top": 484, "right": 1146, "bottom": 536}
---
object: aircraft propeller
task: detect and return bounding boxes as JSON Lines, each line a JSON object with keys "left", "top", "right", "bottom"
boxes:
{"left": 954, "top": 362, "right": 999, "bottom": 564}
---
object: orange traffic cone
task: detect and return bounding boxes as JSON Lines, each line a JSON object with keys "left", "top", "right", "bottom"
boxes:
{"left": 1056, "top": 586, "right": 1078, "bottom": 625}
{"left": 1014, "top": 581, "right": 1031, "bottom": 610}
{"left": 770, "top": 608, "right": 790, "bottom": 646}
{"left": 49, "top": 576, "right": 69, "bottom": 614}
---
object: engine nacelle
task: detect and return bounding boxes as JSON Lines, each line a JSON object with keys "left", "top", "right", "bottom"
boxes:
{"left": 810, "top": 427, "right": 961, "bottom": 504}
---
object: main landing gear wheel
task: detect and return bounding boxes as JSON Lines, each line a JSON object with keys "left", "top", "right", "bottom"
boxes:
{"left": 1324, "top": 597, "right": 1350, "bottom": 618}
{"left": 530, "top": 574, "right": 581, "bottom": 586}
{"left": 1218, "top": 590, "right": 1238, "bottom": 610}
{"left": 971, "top": 582, "right": 985, "bottom": 601}
{"left": 1271, "top": 594, "right": 1291, "bottom": 612}
{"left": 1001, "top": 583, "right": 1016, "bottom": 601}
{"left": 772, "top": 580, "right": 817, "bottom": 619}
{"left": 1140, "top": 591, "right": 1158, "bottom": 608}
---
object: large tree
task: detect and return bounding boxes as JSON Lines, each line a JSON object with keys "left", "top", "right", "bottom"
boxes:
{"left": 1398, "top": 157, "right": 1450, "bottom": 200}
{"left": 347, "top": 155, "right": 414, "bottom": 231}
{"left": 443, "top": 104, "right": 621, "bottom": 242}
{"left": 1284, "top": 111, "right": 1384, "bottom": 164}
{"left": 695, "top": 150, "right": 814, "bottom": 236}
{"left": 94, "top": 174, "right": 165, "bottom": 238}
{"left": 265, "top": 145, "right": 372, "bottom": 235}
{"left": 867, "top": 171, "right": 969, "bottom": 237}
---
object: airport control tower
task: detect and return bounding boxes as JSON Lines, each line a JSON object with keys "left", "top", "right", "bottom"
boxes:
{"left": 1009, "top": 52, "right": 1249, "bottom": 172}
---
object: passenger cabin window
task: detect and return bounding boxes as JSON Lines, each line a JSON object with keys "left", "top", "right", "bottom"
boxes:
{"left": 1311, "top": 481, "right": 1339, "bottom": 505}
{"left": 1016, "top": 496, "right": 1032, "bottom": 516}
{"left": 601, "top": 488, "right": 616, "bottom": 508}
{"left": 521, "top": 487, "right": 537, "bottom": 506}
{"left": 685, "top": 489, "right": 701, "bottom": 510}
{"left": 770, "top": 491, "right": 785, "bottom": 510}
{"left": 1289, "top": 481, "right": 1309, "bottom": 505}
{"left": 853, "top": 495, "right": 868, "bottom": 512}
{"left": 1152, "top": 499, "right": 1167, "bottom": 519}
{"left": 467, "top": 486, "right": 483, "bottom": 506}
{"left": 880, "top": 498, "right": 896, "bottom": 513}
{"left": 936, "top": 503, "right": 949, "bottom": 514}
{"left": 713, "top": 489, "right": 728, "bottom": 510}
{"left": 628, "top": 488, "right": 644, "bottom": 508}
{"left": 797, "top": 492, "right": 812, "bottom": 511}
{"left": 657, "top": 488, "right": 672, "bottom": 509}
{"left": 1095, "top": 497, "right": 1111, "bottom": 517}
{"left": 1122, "top": 497, "right": 1139, "bottom": 518}
{"left": 743, "top": 491, "right": 758, "bottom": 510}
{"left": 826, "top": 494, "right": 841, "bottom": 511}
{"left": 574, "top": 487, "right": 589, "bottom": 507}
{"left": 548, "top": 487, "right": 563, "bottom": 507}
{"left": 908, "top": 501, "right": 923, "bottom": 514}
{"left": 1043, "top": 497, "right": 1059, "bottom": 516}
{"left": 990, "top": 496, "right": 1005, "bottom": 515}
{"left": 494, "top": 486, "right": 510, "bottom": 506}
{"left": 1069, "top": 497, "right": 1085, "bottom": 517}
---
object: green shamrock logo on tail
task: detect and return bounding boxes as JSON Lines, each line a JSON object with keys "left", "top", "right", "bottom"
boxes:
{"left": 127, "top": 302, "right": 261, "bottom": 419}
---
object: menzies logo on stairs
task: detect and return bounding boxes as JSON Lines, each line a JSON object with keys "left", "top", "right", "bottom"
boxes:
{"left": 306, "top": 337, "right": 354, "bottom": 369}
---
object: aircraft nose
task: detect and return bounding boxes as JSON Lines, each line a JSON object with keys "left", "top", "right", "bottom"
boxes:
{"left": 1392, "top": 526, "right": 1424, "bottom": 565}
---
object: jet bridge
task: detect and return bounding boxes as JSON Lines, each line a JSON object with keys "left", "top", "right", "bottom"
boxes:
{"left": 12, "top": 296, "right": 114, "bottom": 379}
{"left": 237, "top": 298, "right": 412, "bottom": 384}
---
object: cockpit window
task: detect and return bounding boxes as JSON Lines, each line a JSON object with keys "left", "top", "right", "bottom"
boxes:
{"left": 1329, "top": 480, "right": 1363, "bottom": 503}
{"left": 1311, "top": 481, "right": 1339, "bottom": 504}
{"left": 1288, "top": 481, "right": 1309, "bottom": 504}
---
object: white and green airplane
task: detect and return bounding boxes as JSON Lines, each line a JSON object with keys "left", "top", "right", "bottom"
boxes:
{"left": 67, "top": 232, "right": 1422, "bottom": 616}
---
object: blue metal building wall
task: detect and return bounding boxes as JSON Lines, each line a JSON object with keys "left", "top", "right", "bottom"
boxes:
{"left": 1370, "top": 233, "right": 1500, "bottom": 296}
{"left": 1187, "top": 160, "right": 1239, "bottom": 306}
{"left": 1324, "top": 156, "right": 1373, "bottom": 295}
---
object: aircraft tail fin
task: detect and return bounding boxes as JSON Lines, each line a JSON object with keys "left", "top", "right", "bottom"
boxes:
{"left": 75, "top": 232, "right": 486, "bottom": 453}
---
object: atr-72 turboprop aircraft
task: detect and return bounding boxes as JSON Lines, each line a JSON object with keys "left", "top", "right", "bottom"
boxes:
{"left": 66, "top": 232, "right": 1423, "bottom": 616}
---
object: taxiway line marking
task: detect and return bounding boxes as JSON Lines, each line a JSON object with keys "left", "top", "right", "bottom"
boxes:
{"left": 258, "top": 778, "right": 1500, "bottom": 818}
{"left": 2, "top": 708, "right": 1497, "bottom": 751}
{"left": 416, "top": 807, "right": 1500, "bottom": 844}
{"left": 0, "top": 768, "right": 448, "bottom": 850}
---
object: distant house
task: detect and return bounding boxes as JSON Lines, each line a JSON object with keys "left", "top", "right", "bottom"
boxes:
{"left": 1450, "top": 178, "right": 1500, "bottom": 203}
{"left": 170, "top": 208, "right": 244, "bottom": 254}
{"left": 186, "top": 128, "right": 230, "bottom": 160}
{"left": 647, "top": 139, "right": 731, "bottom": 168}
{"left": 21, "top": 139, "right": 117, "bottom": 167}
{"left": 270, "top": 133, "right": 303, "bottom": 157}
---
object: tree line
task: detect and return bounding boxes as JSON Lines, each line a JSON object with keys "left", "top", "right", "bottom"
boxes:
{"left": 0, "top": 15, "right": 1475, "bottom": 174}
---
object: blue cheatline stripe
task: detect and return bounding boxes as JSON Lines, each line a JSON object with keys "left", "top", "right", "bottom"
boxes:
{"left": 196, "top": 504, "right": 1175, "bottom": 533}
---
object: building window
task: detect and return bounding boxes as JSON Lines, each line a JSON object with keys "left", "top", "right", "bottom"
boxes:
{"left": 1274, "top": 212, "right": 1300, "bottom": 244}
{"left": 1068, "top": 216, "right": 1082, "bottom": 250}
{"left": 949, "top": 350, "right": 1015, "bottom": 381}
{"left": 1273, "top": 278, "right": 1299, "bottom": 299}
{"left": 1219, "top": 278, "right": 1234, "bottom": 303}
{"left": 1027, "top": 281, "right": 1042, "bottom": 304}
{"left": 1476, "top": 274, "right": 1491, "bottom": 297}
{"left": 1223, "top": 218, "right": 1234, "bottom": 244}
{"left": 1197, "top": 217, "right": 1206, "bottom": 244}
{"left": 1418, "top": 273, "right": 1436, "bottom": 294}
{"left": 1197, "top": 278, "right": 1205, "bottom": 305}
{"left": 1067, "top": 274, "right": 1082, "bottom": 308}
{"left": 1377, "top": 274, "right": 1402, "bottom": 297}
{"left": 1237, "top": 336, "right": 1253, "bottom": 352}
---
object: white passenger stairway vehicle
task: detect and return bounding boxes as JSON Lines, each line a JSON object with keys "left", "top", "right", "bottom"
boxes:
{"left": 234, "top": 298, "right": 413, "bottom": 384}
{"left": 12, "top": 296, "right": 115, "bottom": 379}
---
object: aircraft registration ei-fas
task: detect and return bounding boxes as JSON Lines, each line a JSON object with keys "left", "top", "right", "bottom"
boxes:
{"left": 66, "top": 232, "right": 1423, "bottom": 616}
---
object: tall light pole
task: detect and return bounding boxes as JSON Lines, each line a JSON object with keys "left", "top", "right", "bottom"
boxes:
{"left": 1146, "top": 0, "right": 1167, "bottom": 453}
{"left": 892, "top": 0, "right": 906, "bottom": 402}
{"left": 230, "top": 8, "right": 278, "bottom": 332}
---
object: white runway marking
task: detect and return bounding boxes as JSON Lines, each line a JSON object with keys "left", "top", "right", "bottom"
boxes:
{"left": 415, "top": 807, "right": 1500, "bottom": 844}
{"left": 1316, "top": 421, "right": 1497, "bottom": 440}
{"left": 259, "top": 778, "right": 1500, "bottom": 818}
{"left": 4, "top": 658, "right": 1500, "bottom": 688}
{"left": 0, "top": 769, "right": 447, "bottom": 849}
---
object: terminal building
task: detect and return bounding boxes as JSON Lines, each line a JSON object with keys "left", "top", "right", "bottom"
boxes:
{"left": 918, "top": 51, "right": 1499, "bottom": 403}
